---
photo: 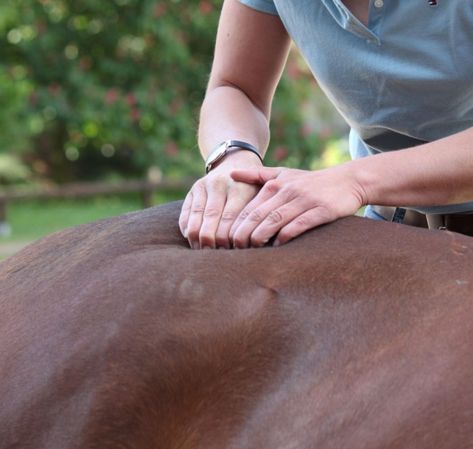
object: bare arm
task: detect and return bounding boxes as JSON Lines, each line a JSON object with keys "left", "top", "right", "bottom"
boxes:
{"left": 198, "top": 1, "right": 291, "bottom": 156}
{"left": 179, "top": 0, "right": 290, "bottom": 249}
{"left": 229, "top": 126, "right": 473, "bottom": 247}
{"left": 357, "top": 127, "right": 473, "bottom": 208}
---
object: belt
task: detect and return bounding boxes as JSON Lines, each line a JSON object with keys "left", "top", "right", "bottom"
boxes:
{"left": 371, "top": 205, "right": 473, "bottom": 237}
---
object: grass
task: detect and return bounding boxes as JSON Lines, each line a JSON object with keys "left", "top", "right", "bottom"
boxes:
{"left": 0, "top": 191, "right": 185, "bottom": 259}
{"left": 0, "top": 191, "right": 365, "bottom": 260}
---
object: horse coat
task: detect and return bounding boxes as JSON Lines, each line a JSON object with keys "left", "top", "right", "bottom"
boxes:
{"left": 0, "top": 201, "right": 472, "bottom": 449}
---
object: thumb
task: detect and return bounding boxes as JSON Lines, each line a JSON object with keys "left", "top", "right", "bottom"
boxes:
{"left": 231, "top": 167, "right": 282, "bottom": 185}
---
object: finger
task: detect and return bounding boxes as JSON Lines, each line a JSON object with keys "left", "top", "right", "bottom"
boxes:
{"left": 249, "top": 199, "right": 304, "bottom": 247}
{"left": 214, "top": 205, "right": 241, "bottom": 249}
{"left": 213, "top": 184, "right": 260, "bottom": 249}
{"left": 231, "top": 190, "right": 295, "bottom": 249}
{"left": 179, "top": 191, "right": 193, "bottom": 238}
{"left": 198, "top": 183, "right": 227, "bottom": 249}
{"left": 186, "top": 184, "right": 208, "bottom": 250}
{"left": 228, "top": 179, "right": 282, "bottom": 242}
{"left": 231, "top": 167, "right": 282, "bottom": 185}
{"left": 274, "top": 206, "right": 334, "bottom": 246}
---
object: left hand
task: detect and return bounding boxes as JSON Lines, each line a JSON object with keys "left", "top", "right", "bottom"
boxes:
{"left": 229, "top": 165, "right": 368, "bottom": 248}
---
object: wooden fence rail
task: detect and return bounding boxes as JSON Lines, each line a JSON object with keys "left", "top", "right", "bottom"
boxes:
{"left": 0, "top": 177, "right": 195, "bottom": 236}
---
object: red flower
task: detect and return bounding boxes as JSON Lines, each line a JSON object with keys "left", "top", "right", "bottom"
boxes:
{"left": 199, "top": 1, "right": 213, "bottom": 15}
{"left": 105, "top": 88, "right": 119, "bottom": 104}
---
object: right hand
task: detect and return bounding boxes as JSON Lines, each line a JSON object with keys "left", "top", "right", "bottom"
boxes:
{"left": 179, "top": 151, "right": 263, "bottom": 249}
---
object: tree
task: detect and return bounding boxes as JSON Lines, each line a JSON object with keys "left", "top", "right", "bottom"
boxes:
{"left": 0, "top": 0, "right": 336, "bottom": 183}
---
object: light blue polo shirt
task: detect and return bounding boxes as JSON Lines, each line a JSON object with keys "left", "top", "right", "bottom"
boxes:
{"left": 239, "top": 0, "right": 473, "bottom": 215}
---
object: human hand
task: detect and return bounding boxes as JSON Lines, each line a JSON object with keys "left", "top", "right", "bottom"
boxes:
{"left": 228, "top": 164, "right": 368, "bottom": 248}
{"left": 179, "top": 151, "right": 263, "bottom": 249}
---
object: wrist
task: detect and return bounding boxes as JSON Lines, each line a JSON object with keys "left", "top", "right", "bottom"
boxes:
{"left": 349, "top": 151, "right": 413, "bottom": 207}
{"left": 344, "top": 158, "right": 379, "bottom": 207}
{"left": 210, "top": 149, "right": 264, "bottom": 172}
{"left": 205, "top": 140, "right": 263, "bottom": 173}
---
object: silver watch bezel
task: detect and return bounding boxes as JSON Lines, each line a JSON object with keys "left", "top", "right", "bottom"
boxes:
{"left": 205, "top": 141, "right": 232, "bottom": 173}
{"left": 205, "top": 139, "right": 262, "bottom": 174}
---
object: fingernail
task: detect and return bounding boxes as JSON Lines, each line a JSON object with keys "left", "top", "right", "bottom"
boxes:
{"left": 183, "top": 228, "right": 188, "bottom": 238}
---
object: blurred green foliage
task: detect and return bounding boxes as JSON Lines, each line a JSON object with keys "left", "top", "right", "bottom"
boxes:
{"left": 0, "top": 154, "right": 32, "bottom": 185}
{"left": 0, "top": 0, "right": 333, "bottom": 184}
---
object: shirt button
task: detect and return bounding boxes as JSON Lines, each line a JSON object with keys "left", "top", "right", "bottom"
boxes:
{"left": 374, "top": 0, "right": 384, "bottom": 7}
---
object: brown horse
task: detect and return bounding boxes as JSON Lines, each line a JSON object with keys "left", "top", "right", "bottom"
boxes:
{"left": 1, "top": 201, "right": 472, "bottom": 449}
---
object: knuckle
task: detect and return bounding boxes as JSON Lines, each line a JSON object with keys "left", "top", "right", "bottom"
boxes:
{"left": 189, "top": 179, "right": 200, "bottom": 190}
{"left": 203, "top": 207, "right": 220, "bottom": 218}
{"left": 220, "top": 210, "right": 237, "bottom": 222}
{"left": 266, "top": 209, "right": 284, "bottom": 224}
{"left": 190, "top": 204, "right": 206, "bottom": 214}
{"left": 293, "top": 214, "right": 312, "bottom": 228}
{"left": 239, "top": 209, "right": 251, "bottom": 220}
{"left": 192, "top": 179, "right": 205, "bottom": 193}
{"left": 264, "top": 180, "right": 280, "bottom": 194}
{"left": 248, "top": 210, "right": 264, "bottom": 222}
{"left": 207, "top": 177, "right": 227, "bottom": 192}
{"left": 281, "top": 186, "right": 296, "bottom": 201}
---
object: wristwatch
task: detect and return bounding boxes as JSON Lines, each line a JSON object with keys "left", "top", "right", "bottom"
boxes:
{"left": 205, "top": 140, "right": 263, "bottom": 174}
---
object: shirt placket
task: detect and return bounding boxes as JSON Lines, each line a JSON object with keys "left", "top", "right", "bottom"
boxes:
{"left": 368, "top": 0, "right": 385, "bottom": 42}
{"left": 328, "top": 0, "right": 383, "bottom": 45}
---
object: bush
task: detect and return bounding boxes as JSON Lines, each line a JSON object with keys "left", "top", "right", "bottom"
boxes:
{"left": 0, "top": 0, "right": 339, "bottom": 183}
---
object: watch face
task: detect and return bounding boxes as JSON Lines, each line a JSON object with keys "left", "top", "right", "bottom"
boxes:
{"left": 206, "top": 142, "right": 228, "bottom": 172}
{"left": 206, "top": 140, "right": 262, "bottom": 173}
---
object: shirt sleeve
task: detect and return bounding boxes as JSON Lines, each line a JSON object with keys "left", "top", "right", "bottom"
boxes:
{"left": 238, "top": 0, "right": 279, "bottom": 15}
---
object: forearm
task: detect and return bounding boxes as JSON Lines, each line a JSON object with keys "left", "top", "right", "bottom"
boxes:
{"left": 198, "top": 85, "right": 270, "bottom": 160}
{"left": 355, "top": 127, "right": 473, "bottom": 208}
{"left": 180, "top": 0, "right": 290, "bottom": 249}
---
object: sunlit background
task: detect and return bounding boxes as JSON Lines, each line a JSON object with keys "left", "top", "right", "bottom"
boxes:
{"left": 0, "top": 0, "right": 348, "bottom": 259}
